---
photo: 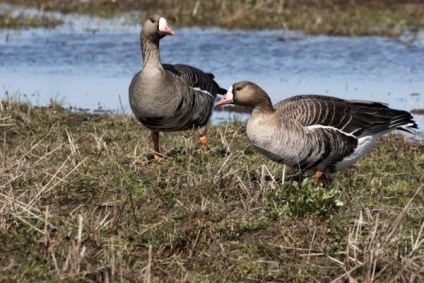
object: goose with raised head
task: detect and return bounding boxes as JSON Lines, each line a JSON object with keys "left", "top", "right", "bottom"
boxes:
{"left": 215, "top": 81, "right": 418, "bottom": 185}
{"left": 129, "top": 15, "right": 226, "bottom": 163}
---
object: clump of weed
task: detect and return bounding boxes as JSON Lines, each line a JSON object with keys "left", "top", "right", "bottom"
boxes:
{"left": 266, "top": 178, "right": 343, "bottom": 219}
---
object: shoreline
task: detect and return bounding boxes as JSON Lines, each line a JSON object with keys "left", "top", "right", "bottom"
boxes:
{"left": 1, "top": 1, "right": 424, "bottom": 36}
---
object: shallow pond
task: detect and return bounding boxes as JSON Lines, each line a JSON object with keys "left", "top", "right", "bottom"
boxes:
{"left": 1, "top": 7, "right": 423, "bottom": 136}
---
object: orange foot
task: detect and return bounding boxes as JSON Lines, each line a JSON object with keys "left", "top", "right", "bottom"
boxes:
{"left": 199, "top": 134, "right": 208, "bottom": 151}
{"left": 314, "top": 170, "right": 325, "bottom": 186}
{"left": 135, "top": 153, "right": 162, "bottom": 165}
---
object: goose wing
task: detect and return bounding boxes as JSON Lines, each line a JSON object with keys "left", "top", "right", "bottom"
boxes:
{"left": 163, "top": 64, "right": 226, "bottom": 97}
{"left": 274, "top": 96, "right": 366, "bottom": 171}
{"left": 276, "top": 95, "right": 417, "bottom": 137}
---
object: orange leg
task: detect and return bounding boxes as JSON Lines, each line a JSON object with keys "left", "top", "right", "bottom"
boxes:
{"left": 199, "top": 134, "right": 208, "bottom": 151}
{"left": 135, "top": 131, "right": 162, "bottom": 165}
{"left": 151, "top": 131, "right": 162, "bottom": 161}
{"left": 314, "top": 170, "right": 325, "bottom": 186}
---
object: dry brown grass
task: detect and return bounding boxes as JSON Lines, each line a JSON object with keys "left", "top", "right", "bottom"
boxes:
{"left": 0, "top": 98, "right": 423, "bottom": 282}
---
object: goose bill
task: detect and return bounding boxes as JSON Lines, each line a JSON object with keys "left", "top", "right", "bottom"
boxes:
{"left": 159, "top": 17, "right": 174, "bottom": 35}
{"left": 215, "top": 90, "right": 234, "bottom": 107}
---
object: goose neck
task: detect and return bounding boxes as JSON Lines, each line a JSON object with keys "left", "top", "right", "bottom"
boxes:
{"left": 252, "top": 97, "right": 275, "bottom": 116}
{"left": 141, "top": 36, "right": 162, "bottom": 68}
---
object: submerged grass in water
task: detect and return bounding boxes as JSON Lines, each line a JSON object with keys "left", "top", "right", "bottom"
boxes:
{"left": 0, "top": 99, "right": 423, "bottom": 281}
{"left": 2, "top": 0, "right": 424, "bottom": 36}
{"left": 0, "top": 10, "right": 62, "bottom": 28}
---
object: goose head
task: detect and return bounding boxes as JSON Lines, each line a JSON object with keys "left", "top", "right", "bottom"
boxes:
{"left": 215, "top": 81, "right": 273, "bottom": 110}
{"left": 142, "top": 15, "right": 174, "bottom": 41}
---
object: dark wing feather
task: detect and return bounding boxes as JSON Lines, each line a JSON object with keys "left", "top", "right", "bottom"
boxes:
{"left": 301, "top": 126, "right": 358, "bottom": 172}
{"left": 276, "top": 95, "right": 418, "bottom": 137}
{"left": 163, "top": 64, "right": 226, "bottom": 96}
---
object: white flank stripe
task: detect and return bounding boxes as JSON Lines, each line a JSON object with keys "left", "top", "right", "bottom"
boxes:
{"left": 306, "top": 124, "right": 356, "bottom": 138}
{"left": 193, "top": 87, "right": 214, "bottom": 98}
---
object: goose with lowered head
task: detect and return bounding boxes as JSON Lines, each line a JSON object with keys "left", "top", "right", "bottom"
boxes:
{"left": 215, "top": 81, "right": 418, "bottom": 185}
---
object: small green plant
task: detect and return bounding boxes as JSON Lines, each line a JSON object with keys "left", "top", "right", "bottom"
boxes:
{"left": 266, "top": 178, "right": 343, "bottom": 219}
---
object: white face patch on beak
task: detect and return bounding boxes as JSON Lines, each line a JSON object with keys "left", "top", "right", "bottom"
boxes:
{"left": 215, "top": 86, "right": 235, "bottom": 107}
{"left": 159, "top": 17, "right": 167, "bottom": 31}
{"left": 226, "top": 86, "right": 234, "bottom": 102}
{"left": 158, "top": 17, "right": 174, "bottom": 35}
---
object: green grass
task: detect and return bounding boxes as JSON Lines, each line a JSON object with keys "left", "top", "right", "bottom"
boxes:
{"left": 0, "top": 98, "right": 423, "bottom": 282}
{"left": 2, "top": 0, "right": 424, "bottom": 36}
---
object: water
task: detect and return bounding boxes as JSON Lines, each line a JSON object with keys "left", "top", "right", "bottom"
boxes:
{"left": 1, "top": 6, "right": 424, "bottom": 135}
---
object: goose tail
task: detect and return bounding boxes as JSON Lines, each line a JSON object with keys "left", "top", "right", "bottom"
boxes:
{"left": 391, "top": 110, "right": 418, "bottom": 134}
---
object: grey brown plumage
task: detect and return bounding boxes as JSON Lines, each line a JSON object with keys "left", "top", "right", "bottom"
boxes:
{"left": 129, "top": 15, "right": 225, "bottom": 162}
{"left": 215, "top": 81, "right": 418, "bottom": 184}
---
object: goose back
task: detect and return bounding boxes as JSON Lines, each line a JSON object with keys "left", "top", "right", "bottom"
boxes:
{"left": 275, "top": 95, "right": 417, "bottom": 137}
